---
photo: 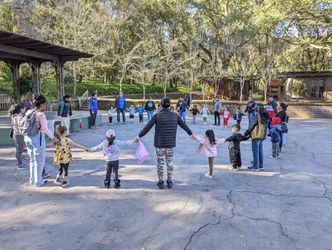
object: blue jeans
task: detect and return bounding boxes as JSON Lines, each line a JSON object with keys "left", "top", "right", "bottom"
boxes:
{"left": 25, "top": 133, "right": 46, "bottom": 186}
{"left": 117, "top": 108, "right": 126, "bottom": 123}
{"left": 251, "top": 139, "right": 264, "bottom": 169}
{"left": 147, "top": 110, "right": 154, "bottom": 122}
{"left": 179, "top": 111, "right": 186, "bottom": 123}
{"left": 248, "top": 112, "right": 254, "bottom": 127}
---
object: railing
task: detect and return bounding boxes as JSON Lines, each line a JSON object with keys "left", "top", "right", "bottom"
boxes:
{"left": 0, "top": 94, "right": 14, "bottom": 110}
{"left": 79, "top": 90, "right": 89, "bottom": 109}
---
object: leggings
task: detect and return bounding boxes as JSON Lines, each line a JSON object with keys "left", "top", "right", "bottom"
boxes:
{"left": 58, "top": 163, "right": 69, "bottom": 177}
{"left": 105, "top": 160, "right": 119, "bottom": 183}
{"left": 208, "top": 157, "right": 214, "bottom": 176}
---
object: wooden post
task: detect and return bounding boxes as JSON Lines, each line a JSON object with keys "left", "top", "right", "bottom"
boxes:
{"left": 6, "top": 60, "right": 21, "bottom": 102}
{"left": 30, "top": 61, "right": 42, "bottom": 95}
{"left": 54, "top": 60, "right": 65, "bottom": 101}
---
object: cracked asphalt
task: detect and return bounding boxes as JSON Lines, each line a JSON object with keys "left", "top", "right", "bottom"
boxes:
{"left": 0, "top": 117, "right": 332, "bottom": 250}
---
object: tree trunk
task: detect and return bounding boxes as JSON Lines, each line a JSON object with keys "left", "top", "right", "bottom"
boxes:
{"left": 78, "top": 75, "right": 83, "bottom": 83}
{"left": 143, "top": 84, "right": 146, "bottom": 100}
{"left": 239, "top": 79, "right": 244, "bottom": 102}
{"left": 73, "top": 62, "right": 77, "bottom": 97}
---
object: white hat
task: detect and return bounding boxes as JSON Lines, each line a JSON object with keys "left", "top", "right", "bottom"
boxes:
{"left": 106, "top": 129, "right": 116, "bottom": 138}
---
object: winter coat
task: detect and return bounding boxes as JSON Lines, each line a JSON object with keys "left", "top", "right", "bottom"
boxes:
{"left": 145, "top": 101, "right": 156, "bottom": 111}
{"left": 115, "top": 96, "right": 126, "bottom": 109}
{"left": 245, "top": 112, "right": 270, "bottom": 140}
{"left": 89, "top": 97, "right": 98, "bottom": 111}
{"left": 195, "top": 136, "right": 225, "bottom": 157}
{"left": 138, "top": 109, "right": 193, "bottom": 148}
{"left": 58, "top": 100, "right": 72, "bottom": 117}
{"left": 225, "top": 133, "right": 249, "bottom": 152}
{"left": 245, "top": 100, "right": 256, "bottom": 113}
{"left": 269, "top": 125, "right": 282, "bottom": 143}
{"left": 233, "top": 111, "right": 245, "bottom": 121}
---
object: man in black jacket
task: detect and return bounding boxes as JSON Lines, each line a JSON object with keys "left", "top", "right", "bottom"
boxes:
{"left": 138, "top": 97, "right": 194, "bottom": 189}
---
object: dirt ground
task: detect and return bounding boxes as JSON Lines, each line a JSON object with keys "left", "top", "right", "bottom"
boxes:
{"left": 1, "top": 116, "right": 332, "bottom": 250}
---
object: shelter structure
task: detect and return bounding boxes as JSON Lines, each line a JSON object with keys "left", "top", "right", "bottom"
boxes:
{"left": 0, "top": 29, "right": 93, "bottom": 102}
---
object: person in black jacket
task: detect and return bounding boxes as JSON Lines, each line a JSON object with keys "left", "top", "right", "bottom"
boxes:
{"left": 233, "top": 107, "right": 245, "bottom": 126}
{"left": 277, "top": 103, "right": 289, "bottom": 150}
{"left": 58, "top": 95, "right": 72, "bottom": 135}
{"left": 245, "top": 97, "right": 256, "bottom": 127}
{"left": 138, "top": 97, "right": 194, "bottom": 189}
{"left": 225, "top": 124, "right": 249, "bottom": 170}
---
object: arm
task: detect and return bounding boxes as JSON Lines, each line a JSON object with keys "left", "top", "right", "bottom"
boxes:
{"left": 115, "top": 139, "right": 135, "bottom": 149}
{"left": 138, "top": 114, "right": 156, "bottom": 137}
{"left": 57, "top": 101, "right": 63, "bottom": 116}
{"left": 38, "top": 113, "right": 54, "bottom": 140}
{"left": 194, "top": 135, "right": 206, "bottom": 144}
{"left": 225, "top": 135, "right": 236, "bottom": 142}
{"left": 177, "top": 115, "right": 193, "bottom": 135}
{"left": 70, "top": 140, "right": 88, "bottom": 151}
{"left": 239, "top": 134, "right": 250, "bottom": 141}
{"left": 216, "top": 138, "right": 225, "bottom": 144}
{"left": 69, "top": 103, "right": 72, "bottom": 116}
{"left": 244, "top": 116, "right": 258, "bottom": 136}
{"left": 88, "top": 141, "right": 105, "bottom": 152}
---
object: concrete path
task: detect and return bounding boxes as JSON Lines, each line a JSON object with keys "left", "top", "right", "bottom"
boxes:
{"left": 0, "top": 117, "right": 332, "bottom": 250}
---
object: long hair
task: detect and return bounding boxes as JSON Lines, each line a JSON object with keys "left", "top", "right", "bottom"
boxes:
{"left": 107, "top": 136, "right": 116, "bottom": 146}
{"left": 205, "top": 130, "right": 216, "bottom": 145}
{"left": 9, "top": 103, "right": 24, "bottom": 116}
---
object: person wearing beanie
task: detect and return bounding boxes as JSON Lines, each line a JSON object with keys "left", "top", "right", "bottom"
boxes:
{"left": 138, "top": 97, "right": 195, "bottom": 189}
{"left": 88, "top": 129, "right": 136, "bottom": 189}
{"left": 269, "top": 116, "right": 282, "bottom": 158}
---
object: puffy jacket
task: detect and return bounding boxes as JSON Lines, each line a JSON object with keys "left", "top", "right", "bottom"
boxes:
{"left": 245, "top": 112, "right": 270, "bottom": 140}
{"left": 139, "top": 109, "right": 193, "bottom": 148}
{"left": 115, "top": 96, "right": 126, "bottom": 109}
{"left": 89, "top": 97, "right": 98, "bottom": 111}
{"left": 245, "top": 100, "right": 256, "bottom": 113}
{"left": 145, "top": 101, "right": 156, "bottom": 111}
{"left": 58, "top": 100, "right": 72, "bottom": 117}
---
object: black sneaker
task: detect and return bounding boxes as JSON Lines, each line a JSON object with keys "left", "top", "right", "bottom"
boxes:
{"left": 157, "top": 181, "right": 164, "bottom": 189}
{"left": 114, "top": 179, "right": 121, "bottom": 189}
{"left": 104, "top": 181, "right": 110, "bottom": 189}
{"left": 62, "top": 181, "right": 70, "bottom": 187}
{"left": 166, "top": 180, "right": 173, "bottom": 189}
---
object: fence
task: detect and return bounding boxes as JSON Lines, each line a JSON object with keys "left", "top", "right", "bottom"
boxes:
{"left": 0, "top": 94, "right": 14, "bottom": 110}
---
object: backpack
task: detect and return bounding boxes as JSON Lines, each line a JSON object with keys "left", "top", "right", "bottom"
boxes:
{"left": 19, "top": 111, "right": 39, "bottom": 136}
{"left": 251, "top": 115, "right": 265, "bottom": 139}
{"left": 270, "top": 128, "right": 280, "bottom": 143}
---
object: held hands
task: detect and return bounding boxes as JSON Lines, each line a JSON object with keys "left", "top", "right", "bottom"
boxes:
{"left": 52, "top": 137, "right": 59, "bottom": 144}
{"left": 190, "top": 134, "right": 196, "bottom": 140}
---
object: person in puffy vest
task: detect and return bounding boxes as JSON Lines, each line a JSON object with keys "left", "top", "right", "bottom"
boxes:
{"left": 245, "top": 106, "right": 269, "bottom": 171}
{"left": 138, "top": 97, "right": 194, "bottom": 189}
{"left": 114, "top": 91, "right": 126, "bottom": 123}
{"left": 58, "top": 95, "right": 72, "bottom": 135}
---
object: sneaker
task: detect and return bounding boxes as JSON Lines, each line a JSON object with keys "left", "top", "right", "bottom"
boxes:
{"left": 17, "top": 164, "right": 28, "bottom": 170}
{"left": 35, "top": 180, "right": 48, "bottom": 187}
{"left": 205, "top": 172, "right": 213, "bottom": 179}
{"left": 62, "top": 181, "right": 70, "bottom": 187}
{"left": 157, "top": 181, "right": 164, "bottom": 189}
{"left": 54, "top": 178, "right": 62, "bottom": 185}
{"left": 259, "top": 168, "right": 265, "bottom": 171}
{"left": 114, "top": 179, "right": 121, "bottom": 189}
{"left": 166, "top": 180, "right": 173, "bottom": 189}
{"left": 42, "top": 173, "right": 51, "bottom": 179}
{"left": 247, "top": 166, "right": 255, "bottom": 170}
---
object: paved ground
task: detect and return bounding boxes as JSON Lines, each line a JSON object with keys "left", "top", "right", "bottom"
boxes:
{"left": 0, "top": 116, "right": 332, "bottom": 250}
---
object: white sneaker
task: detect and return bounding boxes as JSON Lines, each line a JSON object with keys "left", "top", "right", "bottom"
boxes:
{"left": 205, "top": 172, "right": 213, "bottom": 179}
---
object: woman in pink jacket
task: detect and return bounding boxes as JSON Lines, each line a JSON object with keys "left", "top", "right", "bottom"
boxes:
{"left": 24, "top": 95, "right": 59, "bottom": 187}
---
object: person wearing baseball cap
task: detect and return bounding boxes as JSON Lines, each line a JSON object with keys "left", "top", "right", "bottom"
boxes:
{"left": 88, "top": 128, "right": 136, "bottom": 189}
{"left": 138, "top": 97, "right": 195, "bottom": 189}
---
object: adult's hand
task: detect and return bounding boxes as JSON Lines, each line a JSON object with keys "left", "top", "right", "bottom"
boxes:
{"left": 52, "top": 137, "right": 59, "bottom": 144}
{"left": 190, "top": 134, "right": 196, "bottom": 140}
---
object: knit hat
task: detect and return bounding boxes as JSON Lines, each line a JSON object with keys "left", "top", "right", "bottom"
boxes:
{"left": 272, "top": 117, "right": 281, "bottom": 125}
{"left": 106, "top": 129, "right": 116, "bottom": 138}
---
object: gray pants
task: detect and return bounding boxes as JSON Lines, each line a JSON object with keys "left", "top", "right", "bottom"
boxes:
{"left": 13, "top": 134, "right": 25, "bottom": 166}
{"left": 156, "top": 148, "right": 174, "bottom": 182}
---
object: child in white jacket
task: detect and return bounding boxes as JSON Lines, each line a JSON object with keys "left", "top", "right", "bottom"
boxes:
{"left": 200, "top": 104, "right": 210, "bottom": 125}
{"left": 88, "top": 129, "right": 136, "bottom": 188}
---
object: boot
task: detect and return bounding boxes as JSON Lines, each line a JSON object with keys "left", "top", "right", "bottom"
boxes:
{"left": 166, "top": 180, "right": 173, "bottom": 189}
{"left": 104, "top": 180, "right": 110, "bottom": 189}
{"left": 157, "top": 181, "right": 164, "bottom": 189}
{"left": 114, "top": 179, "right": 121, "bottom": 189}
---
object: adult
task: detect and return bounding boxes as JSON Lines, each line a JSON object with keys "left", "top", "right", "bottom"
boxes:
{"left": 267, "top": 94, "right": 278, "bottom": 114}
{"left": 145, "top": 96, "right": 156, "bottom": 122}
{"left": 245, "top": 106, "right": 269, "bottom": 171}
{"left": 22, "top": 92, "right": 35, "bottom": 111}
{"left": 212, "top": 97, "right": 222, "bottom": 125}
{"left": 114, "top": 92, "right": 126, "bottom": 123}
{"left": 57, "top": 95, "right": 72, "bottom": 135}
{"left": 277, "top": 103, "right": 289, "bottom": 150}
{"left": 177, "top": 97, "right": 187, "bottom": 123}
{"left": 245, "top": 96, "right": 256, "bottom": 127}
{"left": 24, "top": 95, "right": 59, "bottom": 187}
{"left": 138, "top": 97, "right": 194, "bottom": 189}
{"left": 89, "top": 92, "right": 98, "bottom": 129}
{"left": 184, "top": 94, "right": 191, "bottom": 107}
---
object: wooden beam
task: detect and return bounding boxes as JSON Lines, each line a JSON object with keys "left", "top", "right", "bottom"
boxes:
{"left": 0, "top": 51, "right": 47, "bottom": 63}
{"left": 0, "top": 43, "right": 59, "bottom": 62}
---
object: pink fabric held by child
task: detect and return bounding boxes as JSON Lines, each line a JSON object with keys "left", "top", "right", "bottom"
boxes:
{"left": 136, "top": 140, "right": 149, "bottom": 164}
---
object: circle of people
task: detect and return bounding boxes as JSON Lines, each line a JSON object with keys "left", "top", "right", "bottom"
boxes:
{"left": 9, "top": 92, "right": 288, "bottom": 189}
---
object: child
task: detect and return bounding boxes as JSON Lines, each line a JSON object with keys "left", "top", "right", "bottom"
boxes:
{"left": 108, "top": 107, "right": 114, "bottom": 125}
{"left": 137, "top": 104, "right": 144, "bottom": 123}
{"left": 128, "top": 104, "right": 135, "bottom": 124}
{"left": 10, "top": 103, "right": 27, "bottom": 170}
{"left": 200, "top": 104, "right": 210, "bottom": 125}
{"left": 190, "top": 105, "right": 199, "bottom": 124}
{"left": 225, "top": 124, "right": 249, "bottom": 170}
{"left": 88, "top": 129, "right": 136, "bottom": 189}
{"left": 52, "top": 125, "right": 88, "bottom": 187}
{"left": 222, "top": 107, "right": 232, "bottom": 127}
{"left": 233, "top": 107, "right": 245, "bottom": 126}
{"left": 270, "top": 117, "right": 282, "bottom": 158}
{"left": 194, "top": 130, "right": 225, "bottom": 178}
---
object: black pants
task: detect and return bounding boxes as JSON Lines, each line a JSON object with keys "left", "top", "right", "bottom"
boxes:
{"left": 105, "top": 160, "right": 119, "bottom": 183}
{"left": 117, "top": 108, "right": 126, "bottom": 123}
{"left": 58, "top": 163, "right": 69, "bottom": 177}
{"left": 229, "top": 148, "right": 242, "bottom": 168}
{"left": 237, "top": 119, "right": 241, "bottom": 126}
{"left": 214, "top": 111, "right": 220, "bottom": 125}
{"left": 139, "top": 114, "right": 143, "bottom": 123}
{"left": 109, "top": 117, "right": 113, "bottom": 124}
{"left": 90, "top": 110, "right": 98, "bottom": 126}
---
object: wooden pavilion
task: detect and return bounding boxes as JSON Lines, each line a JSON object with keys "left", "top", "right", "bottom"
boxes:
{"left": 0, "top": 29, "right": 93, "bottom": 102}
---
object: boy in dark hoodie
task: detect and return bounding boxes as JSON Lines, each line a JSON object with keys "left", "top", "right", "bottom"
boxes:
{"left": 269, "top": 117, "right": 282, "bottom": 158}
{"left": 225, "top": 124, "right": 249, "bottom": 170}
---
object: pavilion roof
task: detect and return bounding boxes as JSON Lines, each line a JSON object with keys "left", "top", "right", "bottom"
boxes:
{"left": 0, "top": 29, "right": 93, "bottom": 63}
